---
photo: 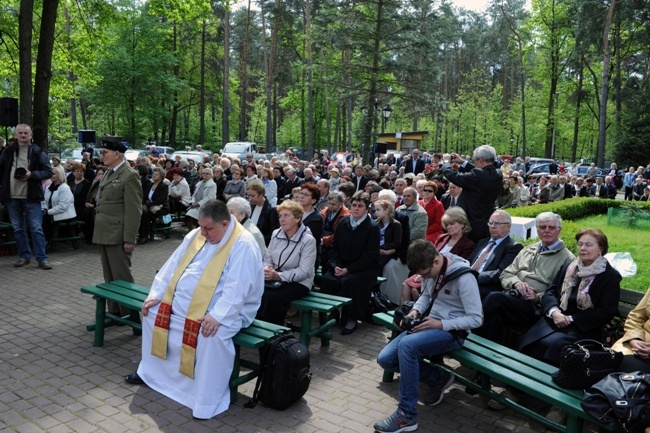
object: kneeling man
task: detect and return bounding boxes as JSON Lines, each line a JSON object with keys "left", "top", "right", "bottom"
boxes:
{"left": 374, "top": 240, "right": 482, "bottom": 433}
{"left": 126, "top": 199, "right": 264, "bottom": 419}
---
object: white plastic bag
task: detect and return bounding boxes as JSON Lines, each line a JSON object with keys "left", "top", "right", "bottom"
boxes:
{"left": 604, "top": 252, "right": 637, "bottom": 277}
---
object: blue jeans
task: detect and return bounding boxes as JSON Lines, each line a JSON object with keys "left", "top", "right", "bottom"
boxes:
{"left": 377, "top": 329, "right": 464, "bottom": 418}
{"left": 7, "top": 199, "right": 48, "bottom": 262}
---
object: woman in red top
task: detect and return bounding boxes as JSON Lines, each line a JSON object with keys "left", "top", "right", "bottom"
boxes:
{"left": 418, "top": 180, "right": 444, "bottom": 243}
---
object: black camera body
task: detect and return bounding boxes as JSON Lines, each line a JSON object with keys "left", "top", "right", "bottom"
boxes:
{"left": 402, "top": 315, "right": 422, "bottom": 331}
{"left": 14, "top": 167, "right": 27, "bottom": 179}
{"left": 508, "top": 289, "right": 522, "bottom": 298}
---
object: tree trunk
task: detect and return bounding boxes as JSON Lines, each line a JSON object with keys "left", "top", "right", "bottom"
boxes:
{"left": 572, "top": 54, "right": 584, "bottom": 163}
{"left": 305, "top": 0, "right": 314, "bottom": 157}
{"left": 363, "top": 0, "right": 384, "bottom": 164}
{"left": 33, "top": 0, "right": 60, "bottom": 151}
{"left": 239, "top": 0, "right": 251, "bottom": 141}
{"left": 222, "top": 9, "right": 229, "bottom": 145}
{"left": 18, "top": 0, "right": 34, "bottom": 127}
{"left": 597, "top": 0, "right": 616, "bottom": 167}
{"left": 200, "top": 19, "right": 207, "bottom": 145}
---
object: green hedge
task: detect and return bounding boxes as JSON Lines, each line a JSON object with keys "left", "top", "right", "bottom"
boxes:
{"left": 506, "top": 198, "right": 650, "bottom": 221}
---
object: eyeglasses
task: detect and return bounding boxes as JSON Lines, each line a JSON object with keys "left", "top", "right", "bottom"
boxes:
{"left": 350, "top": 203, "right": 367, "bottom": 208}
{"left": 537, "top": 225, "right": 558, "bottom": 231}
{"left": 487, "top": 221, "right": 510, "bottom": 226}
{"left": 423, "top": 189, "right": 435, "bottom": 193}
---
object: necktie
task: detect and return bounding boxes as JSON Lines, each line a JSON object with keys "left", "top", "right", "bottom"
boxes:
{"left": 451, "top": 197, "right": 457, "bottom": 207}
{"left": 472, "top": 240, "right": 495, "bottom": 271}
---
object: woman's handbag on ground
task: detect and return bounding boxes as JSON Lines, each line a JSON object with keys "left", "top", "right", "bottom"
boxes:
{"left": 581, "top": 371, "right": 650, "bottom": 432}
{"left": 551, "top": 339, "right": 623, "bottom": 389}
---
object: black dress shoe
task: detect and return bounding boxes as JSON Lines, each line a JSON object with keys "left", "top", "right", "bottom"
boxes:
{"left": 137, "top": 237, "right": 148, "bottom": 245}
{"left": 125, "top": 373, "right": 145, "bottom": 385}
{"left": 341, "top": 322, "right": 358, "bottom": 335}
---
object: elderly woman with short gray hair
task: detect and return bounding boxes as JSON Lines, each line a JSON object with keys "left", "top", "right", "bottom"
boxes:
{"left": 226, "top": 197, "right": 266, "bottom": 255}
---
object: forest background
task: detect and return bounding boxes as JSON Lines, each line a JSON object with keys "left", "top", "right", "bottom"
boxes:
{"left": 0, "top": 0, "right": 649, "bottom": 167}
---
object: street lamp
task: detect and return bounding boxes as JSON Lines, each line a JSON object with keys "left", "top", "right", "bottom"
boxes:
{"left": 381, "top": 104, "right": 392, "bottom": 133}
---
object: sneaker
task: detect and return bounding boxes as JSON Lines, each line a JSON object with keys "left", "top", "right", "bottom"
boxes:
{"left": 487, "top": 387, "right": 518, "bottom": 410}
{"left": 421, "top": 370, "right": 454, "bottom": 406}
{"left": 374, "top": 410, "right": 418, "bottom": 433}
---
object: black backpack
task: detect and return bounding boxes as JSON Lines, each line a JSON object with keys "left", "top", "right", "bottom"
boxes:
{"left": 245, "top": 330, "right": 311, "bottom": 410}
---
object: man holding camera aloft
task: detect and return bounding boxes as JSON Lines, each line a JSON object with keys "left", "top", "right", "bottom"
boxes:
{"left": 374, "top": 240, "right": 482, "bottom": 433}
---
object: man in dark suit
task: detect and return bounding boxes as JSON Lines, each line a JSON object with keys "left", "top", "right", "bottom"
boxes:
{"left": 467, "top": 210, "right": 523, "bottom": 299}
{"left": 443, "top": 145, "right": 503, "bottom": 242}
{"left": 440, "top": 182, "right": 465, "bottom": 210}
{"left": 283, "top": 166, "right": 303, "bottom": 199}
{"left": 247, "top": 180, "right": 279, "bottom": 246}
{"left": 351, "top": 165, "right": 369, "bottom": 192}
{"left": 404, "top": 149, "right": 425, "bottom": 175}
{"left": 590, "top": 177, "right": 609, "bottom": 199}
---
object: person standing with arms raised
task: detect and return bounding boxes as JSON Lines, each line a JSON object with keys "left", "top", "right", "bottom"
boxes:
{"left": 443, "top": 145, "right": 502, "bottom": 242}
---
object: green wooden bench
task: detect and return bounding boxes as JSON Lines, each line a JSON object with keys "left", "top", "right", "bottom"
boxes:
{"left": 148, "top": 217, "right": 172, "bottom": 241}
{"left": 288, "top": 291, "right": 352, "bottom": 347}
{"left": 371, "top": 288, "right": 645, "bottom": 433}
{"left": 48, "top": 220, "right": 84, "bottom": 251}
{"left": 80, "top": 280, "right": 291, "bottom": 402}
{"left": 372, "top": 310, "right": 616, "bottom": 433}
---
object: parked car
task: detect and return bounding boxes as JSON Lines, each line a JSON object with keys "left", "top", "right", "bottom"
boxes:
{"left": 221, "top": 142, "right": 265, "bottom": 162}
{"left": 171, "top": 151, "right": 205, "bottom": 164}
{"left": 124, "top": 149, "right": 150, "bottom": 167}
{"left": 60, "top": 148, "right": 99, "bottom": 163}
{"left": 525, "top": 162, "right": 553, "bottom": 178}
{"left": 575, "top": 165, "right": 608, "bottom": 179}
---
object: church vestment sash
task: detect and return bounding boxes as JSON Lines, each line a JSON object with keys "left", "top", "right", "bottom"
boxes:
{"left": 151, "top": 221, "right": 244, "bottom": 378}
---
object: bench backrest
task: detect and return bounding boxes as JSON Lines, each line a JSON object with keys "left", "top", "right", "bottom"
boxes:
{"left": 618, "top": 288, "right": 645, "bottom": 319}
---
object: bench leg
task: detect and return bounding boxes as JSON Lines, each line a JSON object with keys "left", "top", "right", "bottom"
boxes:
{"left": 382, "top": 370, "right": 395, "bottom": 383}
{"left": 299, "top": 311, "right": 313, "bottom": 347}
{"left": 565, "top": 415, "right": 583, "bottom": 433}
{"left": 129, "top": 309, "right": 142, "bottom": 336}
{"left": 230, "top": 344, "right": 242, "bottom": 403}
{"left": 317, "top": 312, "right": 331, "bottom": 347}
{"left": 93, "top": 298, "right": 107, "bottom": 347}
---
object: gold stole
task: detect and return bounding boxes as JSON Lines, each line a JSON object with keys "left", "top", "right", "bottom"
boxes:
{"left": 151, "top": 221, "right": 244, "bottom": 378}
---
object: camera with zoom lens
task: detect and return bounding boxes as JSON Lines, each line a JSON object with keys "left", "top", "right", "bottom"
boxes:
{"left": 508, "top": 289, "right": 522, "bottom": 298}
{"left": 401, "top": 315, "right": 422, "bottom": 331}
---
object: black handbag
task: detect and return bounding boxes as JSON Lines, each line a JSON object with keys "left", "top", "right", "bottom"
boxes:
{"left": 551, "top": 339, "right": 623, "bottom": 389}
{"left": 581, "top": 371, "right": 650, "bottom": 432}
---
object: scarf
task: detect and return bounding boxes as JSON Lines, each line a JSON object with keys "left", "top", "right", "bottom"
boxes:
{"left": 559, "top": 255, "right": 608, "bottom": 311}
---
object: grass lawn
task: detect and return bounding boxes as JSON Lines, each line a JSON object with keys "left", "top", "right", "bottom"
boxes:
{"left": 560, "top": 215, "right": 649, "bottom": 293}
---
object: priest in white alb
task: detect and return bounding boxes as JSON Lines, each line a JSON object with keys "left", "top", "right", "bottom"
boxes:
{"left": 124, "top": 199, "right": 264, "bottom": 419}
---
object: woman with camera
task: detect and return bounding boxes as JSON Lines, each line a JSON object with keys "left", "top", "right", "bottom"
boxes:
{"left": 256, "top": 200, "right": 317, "bottom": 326}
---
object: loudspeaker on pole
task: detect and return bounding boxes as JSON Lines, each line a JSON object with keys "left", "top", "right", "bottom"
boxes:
{"left": 78, "top": 130, "right": 96, "bottom": 143}
{"left": 0, "top": 98, "right": 19, "bottom": 127}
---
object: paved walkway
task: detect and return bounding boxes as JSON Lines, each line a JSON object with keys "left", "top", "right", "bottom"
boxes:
{"left": 0, "top": 226, "right": 570, "bottom": 433}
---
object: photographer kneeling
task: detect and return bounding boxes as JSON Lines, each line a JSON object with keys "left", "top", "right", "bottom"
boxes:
{"left": 374, "top": 240, "right": 482, "bottom": 433}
